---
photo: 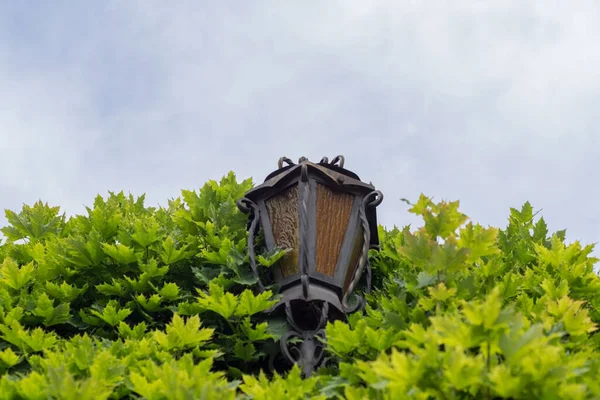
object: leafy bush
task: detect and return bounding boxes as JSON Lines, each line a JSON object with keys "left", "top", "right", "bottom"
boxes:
{"left": 0, "top": 174, "right": 599, "bottom": 399}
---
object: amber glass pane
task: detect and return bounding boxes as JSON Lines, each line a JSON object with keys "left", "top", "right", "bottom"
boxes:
{"left": 266, "top": 185, "right": 299, "bottom": 277}
{"left": 343, "top": 226, "right": 364, "bottom": 292}
{"left": 315, "top": 184, "right": 354, "bottom": 277}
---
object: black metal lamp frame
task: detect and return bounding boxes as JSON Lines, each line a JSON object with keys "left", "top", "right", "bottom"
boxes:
{"left": 237, "top": 155, "right": 383, "bottom": 376}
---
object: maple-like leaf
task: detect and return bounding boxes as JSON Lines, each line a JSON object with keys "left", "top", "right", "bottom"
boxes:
{"left": 235, "top": 289, "right": 277, "bottom": 317}
{"left": 1, "top": 201, "right": 65, "bottom": 242}
{"left": 458, "top": 222, "right": 501, "bottom": 262}
{"left": 89, "top": 301, "right": 132, "bottom": 327}
{"left": 160, "top": 236, "right": 194, "bottom": 265}
{"left": 0, "top": 258, "right": 35, "bottom": 291}
{"left": 102, "top": 243, "right": 138, "bottom": 265}
{"left": 153, "top": 314, "right": 213, "bottom": 351}
{"left": 196, "top": 281, "right": 239, "bottom": 319}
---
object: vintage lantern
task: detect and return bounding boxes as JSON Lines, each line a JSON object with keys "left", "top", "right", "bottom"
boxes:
{"left": 237, "top": 155, "right": 383, "bottom": 375}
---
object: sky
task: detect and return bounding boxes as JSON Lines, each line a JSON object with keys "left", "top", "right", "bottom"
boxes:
{"left": 1, "top": 1, "right": 599, "bottom": 257}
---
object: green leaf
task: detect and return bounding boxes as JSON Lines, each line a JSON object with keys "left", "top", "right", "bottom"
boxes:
{"left": 427, "top": 282, "right": 457, "bottom": 302}
{"left": 0, "top": 347, "right": 21, "bottom": 368}
{"left": 85, "top": 195, "right": 123, "bottom": 239}
{"left": 234, "top": 341, "right": 256, "bottom": 362}
{"left": 416, "top": 197, "right": 469, "bottom": 240}
{"left": 364, "top": 326, "right": 397, "bottom": 352}
{"left": 157, "top": 282, "right": 180, "bottom": 301}
{"left": 198, "top": 237, "right": 235, "bottom": 266}
{"left": 489, "top": 364, "right": 523, "bottom": 398}
{"left": 96, "top": 279, "right": 128, "bottom": 297}
{"left": 398, "top": 231, "right": 432, "bottom": 268}
{"left": 458, "top": 222, "right": 501, "bottom": 262}
{"left": 429, "top": 240, "right": 470, "bottom": 275}
{"left": 540, "top": 278, "right": 569, "bottom": 300}
{"left": 442, "top": 350, "right": 485, "bottom": 392}
{"left": 129, "top": 372, "right": 162, "bottom": 400}
{"left": 240, "top": 318, "right": 274, "bottom": 341}
{"left": 355, "top": 349, "right": 423, "bottom": 395}
{"left": 1, "top": 201, "right": 64, "bottom": 241}
{"left": 64, "top": 229, "right": 105, "bottom": 267}
{"left": 460, "top": 287, "right": 504, "bottom": 331}
{"left": 135, "top": 294, "right": 163, "bottom": 312}
{"left": 235, "top": 289, "right": 277, "bottom": 317}
{"left": 19, "top": 326, "right": 58, "bottom": 352}
{"left": 124, "top": 275, "right": 151, "bottom": 293}
{"left": 102, "top": 243, "right": 138, "bottom": 265}
{"left": 176, "top": 301, "right": 206, "bottom": 316}
{"left": 2, "top": 307, "right": 24, "bottom": 325}
{"left": 131, "top": 217, "right": 161, "bottom": 248}
{"left": 78, "top": 310, "right": 104, "bottom": 327}
{"left": 256, "top": 248, "right": 291, "bottom": 268}
{"left": 153, "top": 314, "right": 214, "bottom": 351}
{"left": 499, "top": 323, "right": 545, "bottom": 362}
{"left": 545, "top": 296, "right": 597, "bottom": 337}
{"left": 196, "top": 281, "right": 239, "bottom": 319}
{"left": 515, "top": 201, "right": 534, "bottom": 223}
{"left": 160, "top": 236, "right": 194, "bottom": 265}
{"left": 89, "top": 301, "right": 132, "bottom": 327}
{"left": 532, "top": 217, "right": 548, "bottom": 243}
{"left": 326, "top": 320, "right": 361, "bottom": 356}
{"left": 45, "top": 281, "right": 87, "bottom": 303}
{"left": 406, "top": 194, "right": 432, "bottom": 216}
{"left": 138, "top": 258, "right": 169, "bottom": 279}
{"left": 0, "top": 258, "right": 35, "bottom": 291}
{"left": 32, "top": 293, "right": 70, "bottom": 326}
{"left": 118, "top": 321, "right": 147, "bottom": 340}
{"left": 416, "top": 271, "right": 436, "bottom": 289}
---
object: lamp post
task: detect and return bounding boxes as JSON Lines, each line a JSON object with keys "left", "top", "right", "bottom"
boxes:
{"left": 237, "top": 155, "right": 383, "bottom": 376}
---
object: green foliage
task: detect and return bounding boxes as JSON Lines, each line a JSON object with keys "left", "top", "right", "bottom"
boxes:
{"left": 324, "top": 196, "right": 600, "bottom": 399}
{"left": 1, "top": 175, "right": 599, "bottom": 399}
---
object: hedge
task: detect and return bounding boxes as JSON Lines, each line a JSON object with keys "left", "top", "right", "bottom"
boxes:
{"left": 0, "top": 172, "right": 599, "bottom": 399}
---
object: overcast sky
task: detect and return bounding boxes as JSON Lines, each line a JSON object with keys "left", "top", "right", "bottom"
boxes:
{"left": 1, "top": 1, "right": 599, "bottom": 257}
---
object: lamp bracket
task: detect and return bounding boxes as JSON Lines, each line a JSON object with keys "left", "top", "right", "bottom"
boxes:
{"left": 280, "top": 300, "right": 329, "bottom": 377}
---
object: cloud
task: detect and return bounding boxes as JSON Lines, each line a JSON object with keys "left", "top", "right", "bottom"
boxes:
{"left": 0, "top": 1, "right": 599, "bottom": 255}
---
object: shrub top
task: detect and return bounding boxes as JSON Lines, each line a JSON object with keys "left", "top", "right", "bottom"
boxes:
{"left": 0, "top": 173, "right": 599, "bottom": 399}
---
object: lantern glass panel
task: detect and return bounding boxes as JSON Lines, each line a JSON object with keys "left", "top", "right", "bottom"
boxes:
{"left": 265, "top": 184, "right": 299, "bottom": 277}
{"left": 315, "top": 183, "right": 354, "bottom": 277}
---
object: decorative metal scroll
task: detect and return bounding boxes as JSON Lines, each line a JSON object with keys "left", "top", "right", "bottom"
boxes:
{"left": 278, "top": 155, "right": 345, "bottom": 170}
{"left": 280, "top": 301, "right": 329, "bottom": 377}
{"left": 235, "top": 197, "right": 265, "bottom": 292}
{"left": 341, "top": 189, "right": 383, "bottom": 313}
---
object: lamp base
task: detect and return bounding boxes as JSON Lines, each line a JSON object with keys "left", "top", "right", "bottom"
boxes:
{"left": 278, "top": 299, "right": 329, "bottom": 377}
{"left": 269, "top": 283, "right": 355, "bottom": 376}
{"left": 276, "top": 283, "right": 344, "bottom": 316}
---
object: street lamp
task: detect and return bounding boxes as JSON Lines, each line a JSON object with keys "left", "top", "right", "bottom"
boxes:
{"left": 237, "top": 155, "right": 383, "bottom": 376}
